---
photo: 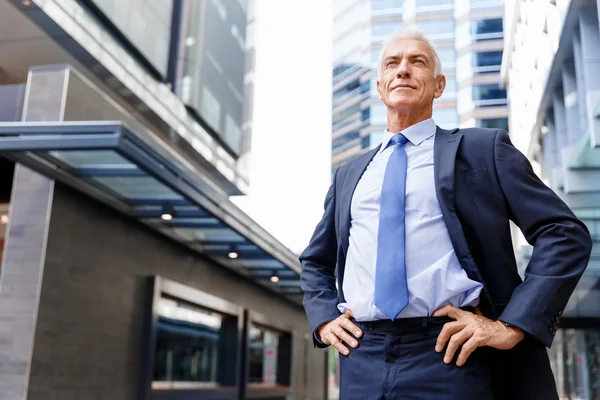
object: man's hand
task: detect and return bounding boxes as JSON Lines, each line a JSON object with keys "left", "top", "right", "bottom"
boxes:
{"left": 433, "top": 305, "right": 525, "bottom": 367}
{"left": 317, "top": 309, "right": 363, "bottom": 356}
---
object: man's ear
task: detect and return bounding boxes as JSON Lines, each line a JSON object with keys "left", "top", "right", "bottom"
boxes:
{"left": 434, "top": 74, "right": 446, "bottom": 99}
{"left": 376, "top": 79, "right": 383, "bottom": 101}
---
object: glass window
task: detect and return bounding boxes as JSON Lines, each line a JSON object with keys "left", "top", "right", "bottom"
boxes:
{"left": 153, "top": 295, "right": 239, "bottom": 386}
{"left": 477, "top": 118, "right": 508, "bottom": 130}
{"left": 333, "top": 104, "right": 361, "bottom": 126}
{"left": 473, "top": 84, "right": 507, "bottom": 101}
{"left": 372, "top": 0, "right": 403, "bottom": 10}
{"left": 418, "top": 20, "right": 455, "bottom": 37}
{"left": 417, "top": 0, "right": 453, "bottom": 6}
{"left": 174, "top": 0, "right": 248, "bottom": 156}
{"left": 88, "top": 0, "right": 174, "bottom": 76}
{"left": 333, "top": 131, "right": 360, "bottom": 151}
{"left": 372, "top": 20, "right": 403, "bottom": 37}
{"left": 248, "top": 324, "right": 292, "bottom": 385}
{"left": 475, "top": 51, "right": 503, "bottom": 67}
{"left": 473, "top": 18, "right": 503, "bottom": 35}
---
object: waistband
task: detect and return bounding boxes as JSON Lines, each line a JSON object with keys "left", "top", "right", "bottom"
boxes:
{"left": 354, "top": 306, "right": 474, "bottom": 335}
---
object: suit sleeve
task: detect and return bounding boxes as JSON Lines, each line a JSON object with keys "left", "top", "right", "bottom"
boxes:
{"left": 300, "top": 169, "right": 342, "bottom": 348}
{"left": 493, "top": 129, "right": 592, "bottom": 347}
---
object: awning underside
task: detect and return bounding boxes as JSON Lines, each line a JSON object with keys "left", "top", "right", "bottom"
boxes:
{"left": 0, "top": 121, "right": 302, "bottom": 301}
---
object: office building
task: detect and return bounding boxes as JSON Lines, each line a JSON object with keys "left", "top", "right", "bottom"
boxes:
{"left": 332, "top": 0, "right": 507, "bottom": 170}
{"left": 502, "top": 0, "right": 600, "bottom": 398}
{"left": 0, "top": 0, "right": 326, "bottom": 399}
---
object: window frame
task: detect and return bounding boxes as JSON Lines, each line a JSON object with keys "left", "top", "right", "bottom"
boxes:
{"left": 141, "top": 276, "right": 245, "bottom": 400}
{"left": 245, "top": 310, "right": 294, "bottom": 398}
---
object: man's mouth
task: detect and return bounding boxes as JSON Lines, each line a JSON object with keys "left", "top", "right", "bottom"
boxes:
{"left": 391, "top": 83, "right": 416, "bottom": 90}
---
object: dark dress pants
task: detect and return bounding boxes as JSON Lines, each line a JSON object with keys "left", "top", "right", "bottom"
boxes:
{"left": 339, "top": 316, "right": 494, "bottom": 400}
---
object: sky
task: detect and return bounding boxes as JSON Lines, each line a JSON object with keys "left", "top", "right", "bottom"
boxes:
{"left": 231, "top": 1, "right": 333, "bottom": 255}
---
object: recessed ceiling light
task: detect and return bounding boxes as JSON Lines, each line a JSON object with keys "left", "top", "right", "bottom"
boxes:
{"left": 270, "top": 274, "right": 280, "bottom": 283}
{"left": 0, "top": 215, "right": 8, "bottom": 225}
{"left": 228, "top": 251, "right": 238, "bottom": 259}
{"left": 160, "top": 213, "right": 173, "bottom": 221}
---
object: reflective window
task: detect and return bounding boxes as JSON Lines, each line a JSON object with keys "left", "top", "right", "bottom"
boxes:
{"left": 475, "top": 51, "right": 503, "bottom": 67}
{"left": 89, "top": 0, "right": 174, "bottom": 76}
{"left": 472, "top": 18, "right": 503, "bottom": 41}
{"left": 417, "top": 0, "right": 453, "bottom": 6}
{"left": 372, "top": 21, "right": 403, "bottom": 37}
{"left": 248, "top": 324, "right": 291, "bottom": 385}
{"left": 473, "top": 18, "right": 503, "bottom": 35}
{"left": 333, "top": 104, "right": 361, "bottom": 126}
{"left": 418, "top": 20, "right": 455, "bottom": 37}
{"left": 472, "top": 84, "right": 507, "bottom": 102}
{"left": 174, "top": 0, "right": 248, "bottom": 155}
{"left": 477, "top": 118, "right": 508, "bottom": 130}
{"left": 333, "top": 131, "right": 360, "bottom": 151}
{"left": 372, "top": 0, "right": 404, "bottom": 10}
{"left": 153, "top": 295, "right": 239, "bottom": 385}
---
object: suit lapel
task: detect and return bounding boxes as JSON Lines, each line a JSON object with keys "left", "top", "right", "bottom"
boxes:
{"left": 339, "top": 146, "right": 380, "bottom": 257}
{"left": 433, "top": 126, "right": 461, "bottom": 218}
{"left": 434, "top": 126, "right": 488, "bottom": 290}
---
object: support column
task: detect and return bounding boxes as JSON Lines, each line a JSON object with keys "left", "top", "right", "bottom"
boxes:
{"left": 579, "top": 11, "right": 600, "bottom": 147}
{"left": 561, "top": 62, "right": 581, "bottom": 148}
{"left": 573, "top": 30, "right": 588, "bottom": 136}
{"left": 0, "top": 66, "right": 69, "bottom": 400}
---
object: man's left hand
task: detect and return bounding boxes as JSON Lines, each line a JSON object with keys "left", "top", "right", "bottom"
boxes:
{"left": 433, "top": 305, "right": 525, "bottom": 366}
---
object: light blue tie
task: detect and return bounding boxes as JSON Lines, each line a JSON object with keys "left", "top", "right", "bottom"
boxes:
{"left": 375, "top": 133, "right": 409, "bottom": 320}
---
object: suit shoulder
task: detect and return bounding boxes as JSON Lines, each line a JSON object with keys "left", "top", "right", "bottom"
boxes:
{"left": 458, "top": 127, "right": 500, "bottom": 144}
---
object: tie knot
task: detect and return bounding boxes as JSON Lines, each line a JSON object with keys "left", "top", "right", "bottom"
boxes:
{"left": 389, "top": 133, "right": 409, "bottom": 147}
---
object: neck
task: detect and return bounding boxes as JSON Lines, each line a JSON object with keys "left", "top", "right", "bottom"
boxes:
{"left": 386, "top": 106, "right": 432, "bottom": 133}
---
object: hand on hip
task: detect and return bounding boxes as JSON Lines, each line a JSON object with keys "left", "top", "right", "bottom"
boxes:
{"left": 433, "top": 305, "right": 525, "bottom": 366}
{"left": 317, "top": 309, "right": 363, "bottom": 356}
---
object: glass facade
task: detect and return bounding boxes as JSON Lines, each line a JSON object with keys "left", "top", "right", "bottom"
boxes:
{"left": 153, "top": 295, "right": 237, "bottom": 385}
{"left": 174, "top": 0, "right": 248, "bottom": 156}
{"left": 87, "top": 0, "right": 174, "bottom": 76}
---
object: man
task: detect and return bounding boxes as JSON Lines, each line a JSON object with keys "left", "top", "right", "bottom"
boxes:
{"left": 300, "top": 27, "right": 592, "bottom": 400}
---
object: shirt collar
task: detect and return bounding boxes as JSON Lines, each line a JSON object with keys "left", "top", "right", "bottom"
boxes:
{"left": 380, "top": 118, "right": 437, "bottom": 153}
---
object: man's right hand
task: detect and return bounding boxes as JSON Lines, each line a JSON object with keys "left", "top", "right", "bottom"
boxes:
{"left": 317, "top": 309, "right": 363, "bottom": 355}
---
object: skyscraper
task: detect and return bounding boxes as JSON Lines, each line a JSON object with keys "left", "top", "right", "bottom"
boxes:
{"left": 332, "top": 0, "right": 507, "bottom": 170}
{"left": 503, "top": 0, "right": 600, "bottom": 398}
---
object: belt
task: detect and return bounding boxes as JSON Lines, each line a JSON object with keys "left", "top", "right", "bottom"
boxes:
{"left": 354, "top": 306, "right": 474, "bottom": 335}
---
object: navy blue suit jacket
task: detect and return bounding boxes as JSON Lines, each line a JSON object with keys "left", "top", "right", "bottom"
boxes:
{"left": 300, "top": 127, "right": 592, "bottom": 397}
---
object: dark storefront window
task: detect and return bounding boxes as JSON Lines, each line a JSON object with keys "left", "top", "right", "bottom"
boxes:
{"left": 248, "top": 322, "right": 292, "bottom": 387}
{"left": 173, "top": 0, "right": 248, "bottom": 156}
{"left": 153, "top": 295, "right": 239, "bottom": 387}
{"left": 84, "top": 0, "right": 174, "bottom": 77}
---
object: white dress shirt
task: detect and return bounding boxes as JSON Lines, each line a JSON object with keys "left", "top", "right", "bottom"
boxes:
{"left": 338, "top": 118, "right": 483, "bottom": 321}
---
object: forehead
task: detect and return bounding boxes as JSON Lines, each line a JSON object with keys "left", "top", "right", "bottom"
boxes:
{"left": 382, "top": 38, "right": 432, "bottom": 59}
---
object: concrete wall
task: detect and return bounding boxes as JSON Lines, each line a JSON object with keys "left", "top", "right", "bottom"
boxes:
{"left": 27, "top": 184, "right": 327, "bottom": 400}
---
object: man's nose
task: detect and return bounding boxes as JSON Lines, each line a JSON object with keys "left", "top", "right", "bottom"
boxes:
{"left": 396, "top": 62, "right": 410, "bottom": 79}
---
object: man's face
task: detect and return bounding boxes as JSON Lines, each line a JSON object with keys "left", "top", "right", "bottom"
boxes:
{"left": 377, "top": 39, "right": 446, "bottom": 113}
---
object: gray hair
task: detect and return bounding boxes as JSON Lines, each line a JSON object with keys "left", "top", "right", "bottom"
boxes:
{"left": 377, "top": 26, "right": 443, "bottom": 78}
